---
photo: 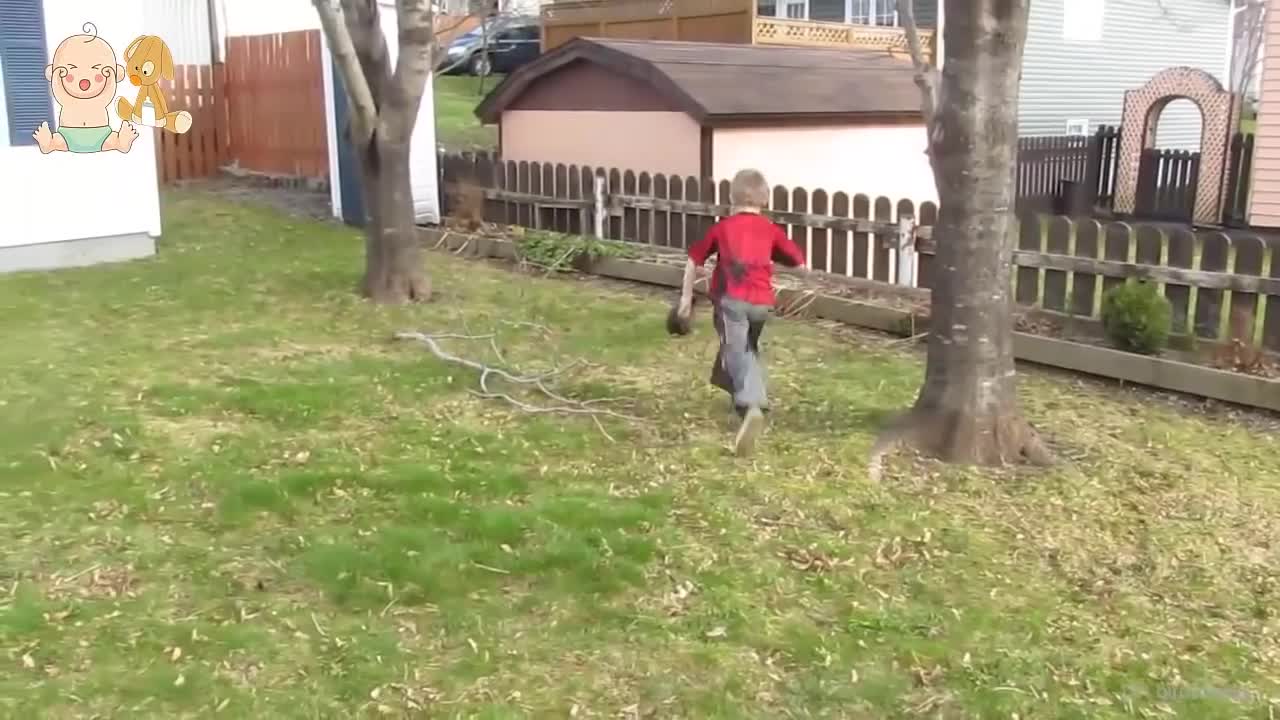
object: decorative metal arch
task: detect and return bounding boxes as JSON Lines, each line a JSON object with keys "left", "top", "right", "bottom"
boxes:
{"left": 1113, "top": 67, "right": 1239, "bottom": 224}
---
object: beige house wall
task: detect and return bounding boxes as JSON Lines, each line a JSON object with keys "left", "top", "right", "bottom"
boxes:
{"left": 711, "top": 123, "right": 937, "bottom": 207}
{"left": 499, "top": 110, "right": 702, "bottom": 178}
{"left": 1248, "top": 0, "right": 1280, "bottom": 227}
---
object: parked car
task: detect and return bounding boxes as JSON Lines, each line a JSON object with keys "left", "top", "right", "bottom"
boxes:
{"left": 438, "top": 19, "right": 540, "bottom": 76}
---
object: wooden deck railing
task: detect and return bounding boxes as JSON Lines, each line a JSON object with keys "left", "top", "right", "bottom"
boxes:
{"left": 751, "top": 17, "right": 934, "bottom": 60}
{"left": 541, "top": 0, "right": 935, "bottom": 58}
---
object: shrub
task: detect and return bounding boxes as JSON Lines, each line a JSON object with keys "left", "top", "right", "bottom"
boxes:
{"left": 515, "top": 231, "right": 635, "bottom": 273}
{"left": 1100, "top": 281, "right": 1172, "bottom": 354}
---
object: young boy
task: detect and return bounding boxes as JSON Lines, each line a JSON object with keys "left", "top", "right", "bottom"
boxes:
{"left": 676, "top": 169, "right": 807, "bottom": 456}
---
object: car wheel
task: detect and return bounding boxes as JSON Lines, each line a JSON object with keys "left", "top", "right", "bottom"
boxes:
{"left": 470, "top": 53, "right": 491, "bottom": 77}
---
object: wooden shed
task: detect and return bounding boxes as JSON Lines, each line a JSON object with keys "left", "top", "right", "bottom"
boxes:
{"left": 475, "top": 38, "right": 936, "bottom": 204}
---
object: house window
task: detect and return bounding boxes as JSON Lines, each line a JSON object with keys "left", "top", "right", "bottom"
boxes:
{"left": 850, "top": 0, "right": 897, "bottom": 26}
{"left": 0, "top": 0, "right": 54, "bottom": 146}
{"left": 810, "top": 0, "right": 845, "bottom": 23}
{"left": 784, "top": 1, "right": 806, "bottom": 19}
{"left": 758, "top": 0, "right": 778, "bottom": 17}
{"left": 1063, "top": 0, "right": 1104, "bottom": 42}
{"left": 1066, "top": 119, "right": 1090, "bottom": 136}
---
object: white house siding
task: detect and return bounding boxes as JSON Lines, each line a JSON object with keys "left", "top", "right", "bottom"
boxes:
{"left": 140, "top": 0, "right": 213, "bottom": 64}
{"left": 1, "top": 0, "right": 161, "bottom": 271}
{"left": 1018, "top": 0, "right": 1232, "bottom": 150}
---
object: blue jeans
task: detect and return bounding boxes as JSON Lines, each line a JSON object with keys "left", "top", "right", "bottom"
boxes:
{"left": 711, "top": 297, "right": 770, "bottom": 412}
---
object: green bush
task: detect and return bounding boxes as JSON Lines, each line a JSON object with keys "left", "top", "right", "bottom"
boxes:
{"left": 1100, "top": 281, "right": 1172, "bottom": 354}
{"left": 515, "top": 231, "right": 635, "bottom": 273}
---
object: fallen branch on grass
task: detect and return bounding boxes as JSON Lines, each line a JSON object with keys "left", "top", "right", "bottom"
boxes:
{"left": 394, "top": 331, "right": 640, "bottom": 441}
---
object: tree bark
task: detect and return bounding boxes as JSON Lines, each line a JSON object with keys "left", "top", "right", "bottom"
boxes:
{"left": 314, "top": 0, "right": 435, "bottom": 304}
{"left": 359, "top": 134, "right": 430, "bottom": 302}
{"left": 873, "top": 0, "right": 1051, "bottom": 471}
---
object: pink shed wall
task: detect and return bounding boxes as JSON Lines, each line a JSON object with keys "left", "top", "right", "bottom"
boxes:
{"left": 1250, "top": 1, "right": 1280, "bottom": 227}
{"left": 499, "top": 110, "right": 702, "bottom": 178}
{"left": 711, "top": 124, "right": 937, "bottom": 207}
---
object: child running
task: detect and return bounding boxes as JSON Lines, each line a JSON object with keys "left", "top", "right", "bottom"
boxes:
{"left": 676, "top": 169, "right": 807, "bottom": 456}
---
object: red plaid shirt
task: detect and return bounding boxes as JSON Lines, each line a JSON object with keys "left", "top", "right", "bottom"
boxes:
{"left": 687, "top": 213, "right": 807, "bottom": 306}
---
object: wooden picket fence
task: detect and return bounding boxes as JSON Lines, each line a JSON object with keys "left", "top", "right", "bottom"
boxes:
{"left": 153, "top": 64, "right": 229, "bottom": 183}
{"left": 442, "top": 151, "right": 1280, "bottom": 355}
{"left": 224, "top": 30, "right": 329, "bottom": 179}
{"left": 440, "top": 152, "right": 938, "bottom": 286}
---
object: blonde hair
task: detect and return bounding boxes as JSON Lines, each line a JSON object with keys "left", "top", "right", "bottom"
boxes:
{"left": 730, "top": 168, "right": 770, "bottom": 210}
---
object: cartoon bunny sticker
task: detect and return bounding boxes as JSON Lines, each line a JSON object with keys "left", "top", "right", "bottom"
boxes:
{"left": 116, "top": 35, "right": 192, "bottom": 133}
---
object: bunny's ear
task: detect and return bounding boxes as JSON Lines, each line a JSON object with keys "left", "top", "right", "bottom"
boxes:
{"left": 123, "top": 35, "right": 146, "bottom": 60}
{"left": 160, "top": 40, "right": 175, "bottom": 81}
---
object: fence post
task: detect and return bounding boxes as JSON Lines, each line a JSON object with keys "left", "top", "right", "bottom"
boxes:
{"left": 896, "top": 215, "right": 916, "bottom": 288}
{"left": 592, "top": 174, "right": 606, "bottom": 239}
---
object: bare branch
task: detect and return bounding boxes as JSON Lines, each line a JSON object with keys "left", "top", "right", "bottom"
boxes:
{"left": 393, "top": 0, "right": 437, "bottom": 120}
{"left": 394, "top": 332, "right": 641, "bottom": 438}
{"left": 313, "top": 0, "right": 377, "bottom": 143}
{"left": 896, "top": 0, "right": 937, "bottom": 131}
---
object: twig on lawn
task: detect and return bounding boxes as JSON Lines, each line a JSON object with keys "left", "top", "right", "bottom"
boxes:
{"left": 543, "top": 245, "right": 580, "bottom": 277}
{"left": 432, "top": 232, "right": 454, "bottom": 250}
{"left": 55, "top": 564, "right": 102, "bottom": 586}
{"left": 888, "top": 332, "right": 930, "bottom": 346}
{"left": 395, "top": 331, "right": 639, "bottom": 439}
{"left": 452, "top": 238, "right": 471, "bottom": 255}
{"left": 499, "top": 320, "right": 553, "bottom": 335}
{"left": 777, "top": 290, "right": 818, "bottom": 319}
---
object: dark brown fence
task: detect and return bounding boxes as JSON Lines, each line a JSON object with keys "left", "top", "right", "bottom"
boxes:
{"left": 224, "top": 30, "right": 329, "bottom": 179}
{"left": 1016, "top": 134, "right": 1095, "bottom": 215}
{"left": 1135, "top": 148, "right": 1201, "bottom": 222}
{"left": 441, "top": 151, "right": 1280, "bottom": 355}
{"left": 1015, "top": 126, "right": 1258, "bottom": 228}
{"left": 1223, "top": 132, "right": 1255, "bottom": 227}
{"left": 1010, "top": 215, "right": 1280, "bottom": 354}
{"left": 153, "top": 64, "right": 229, "bottom": 183}
{"left": 1015, "top": 126, "right": 1120, "bottom": 216}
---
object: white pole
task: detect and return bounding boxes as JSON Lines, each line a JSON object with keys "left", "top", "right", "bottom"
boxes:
{"left": 593, "top": 174, "right": 606, "bottom": 238}
{"left": 897, "top": 216, "right": 917, "bottom": 287}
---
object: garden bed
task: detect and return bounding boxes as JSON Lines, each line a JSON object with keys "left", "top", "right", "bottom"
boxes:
{"left": 426, "top": 223, "right": 1280, "bottom": 414}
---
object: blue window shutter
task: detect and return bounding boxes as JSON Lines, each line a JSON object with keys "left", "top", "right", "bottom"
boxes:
{"left": 0, "top": 0, "right": 54, "bottom": 146}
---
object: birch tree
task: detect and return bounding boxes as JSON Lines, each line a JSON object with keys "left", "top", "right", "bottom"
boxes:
{"left": 872, "top": 0, "right": 1052, "bottom": 473}
{"left": 313, "top": 0, "right": 436, "bottom": 303}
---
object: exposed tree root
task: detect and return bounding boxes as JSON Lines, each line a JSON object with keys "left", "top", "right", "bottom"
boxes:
{"left": 868, "top": 409, "right": 1055, "bottom": 483}
{"left": 395, "top": 330, "right": 639, "bottom": 441}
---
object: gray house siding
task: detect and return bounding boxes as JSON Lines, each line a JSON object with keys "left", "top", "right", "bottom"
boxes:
{"left": 1017, "top": 0, "right": 1232, "bottom": 150}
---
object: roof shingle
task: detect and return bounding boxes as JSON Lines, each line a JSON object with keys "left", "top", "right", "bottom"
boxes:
{"left": 475, "top": 38, "right": 924, "bottom": 123}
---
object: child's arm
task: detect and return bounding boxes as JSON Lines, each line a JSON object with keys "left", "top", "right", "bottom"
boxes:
{"left": 678, "top": 259, "right": 698, "bottom": 314}
{"left": 681, "top": 224, "right": 720, "bottom": 314}
{"left": 771, "top": 224, "right": 808, "bottom": 269}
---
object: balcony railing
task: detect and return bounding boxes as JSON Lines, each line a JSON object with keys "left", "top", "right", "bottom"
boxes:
{"left": 751, "top": 17, "right": 934, "bottom": 60}
{"left": 541, "top": 0, "right": 937, "bottom": 60}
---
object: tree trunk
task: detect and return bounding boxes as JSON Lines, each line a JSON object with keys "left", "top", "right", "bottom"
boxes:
{"left": 873, "top": 0, "right": 1050, "bottom": 470}
{"left": 359, "top": 134, "right": 430, "bottom": 303}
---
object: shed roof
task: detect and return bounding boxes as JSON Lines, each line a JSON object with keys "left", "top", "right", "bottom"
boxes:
{"left": 475, "top": 38, "right": 924, "bottom": 125}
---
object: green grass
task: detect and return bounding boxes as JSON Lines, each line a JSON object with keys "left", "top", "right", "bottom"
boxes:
{"left": 435, "top": 74, "right": 502, "bottom": 151}
{"left": 0, "top": 189, "right": 1278, "bottom": 718}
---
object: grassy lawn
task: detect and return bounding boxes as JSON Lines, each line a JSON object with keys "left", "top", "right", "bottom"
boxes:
{"left": 1, "top": 190, "right": 1278, "bottom": 719}
{"left": 435, "top": 74, "right": 502, "bottom": 152}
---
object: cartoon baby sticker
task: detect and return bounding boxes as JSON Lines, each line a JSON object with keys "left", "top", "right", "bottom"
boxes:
{"left": 32, "top": 22, "right": 138, "bottom": 154}
{"left": 117, "top": 35, "right": 192, "bottom": 134}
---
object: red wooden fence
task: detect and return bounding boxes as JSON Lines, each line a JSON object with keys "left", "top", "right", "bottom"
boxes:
{"left": 224, "top": 30, "right": 329, "bottom": 179}
{"left": 153, "top": 64, "right": 229, "bottom": 183}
